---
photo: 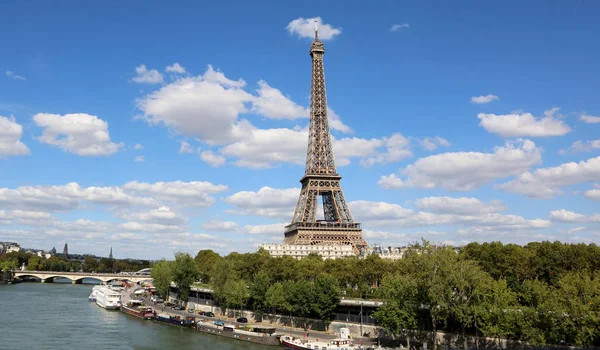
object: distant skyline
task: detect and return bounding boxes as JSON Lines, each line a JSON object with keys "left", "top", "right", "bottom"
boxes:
{"left": 1, "top": 1, "right": 599, "bottom": 259}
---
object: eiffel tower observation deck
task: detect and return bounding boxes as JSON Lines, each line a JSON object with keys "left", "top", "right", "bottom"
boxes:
{"left": 282, "top": 22, "right": 368, "bottom": 254}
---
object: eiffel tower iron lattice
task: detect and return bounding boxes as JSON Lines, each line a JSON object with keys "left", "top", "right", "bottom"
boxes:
{"left": 284, "top": 22, "right": 368, "bottom": 253}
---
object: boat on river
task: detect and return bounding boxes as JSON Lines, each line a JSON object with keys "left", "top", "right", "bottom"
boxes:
{"left": 120, "top": 302, "right": 154, "bottom": 320}
{"left": 152, "top": 313, "right": 196, "bottom": 327}
{"left": 88, "top": 285, "right": 103, "bottom": 301}
{"left": 280, "top": 328, "right": 364, "bottom": 349}
{"left": 95, "top": 286, "right": 122, "bottom": 310}
{"left": 195, "top": 319, "right": 280, "bottom": 346}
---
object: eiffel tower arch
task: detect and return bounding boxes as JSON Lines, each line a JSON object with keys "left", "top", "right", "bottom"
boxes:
{"left": 283, "top": 22, "right": 368, "bottom": 254}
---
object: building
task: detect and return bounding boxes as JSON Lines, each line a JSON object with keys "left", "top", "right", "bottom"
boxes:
{"left": 36, "top": 250, "right": 52, "bottom": 259}
{"left": 5, "top": 242, "right": 21, "bottom": 253}
{"left": 261, "top": 22, "right": 368, "bottom": 260}
{"left": 367, "top": 245, "right": 409, "bottom": 260}
{"left": 260, "top": 243, "right": 355, "bottom": 260}
{"left": 63, "top": 243, "right": 68, "bottom": 257}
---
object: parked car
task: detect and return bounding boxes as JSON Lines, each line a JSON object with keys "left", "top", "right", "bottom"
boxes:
{"left": 236, "top": 317, "right": 248, "bottom": 323}
{"left": 187, "top": 308, "right": 195, "bottom": 313}
{"left": 205, "top": 312, "right": 215, "bottom": 317}
{"left": 214, "top": 321, "right": 225, "bottom": 326}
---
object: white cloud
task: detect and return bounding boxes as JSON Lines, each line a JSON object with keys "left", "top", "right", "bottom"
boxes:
{"left": 561, "top": 139, "right": 600, "bottom": 153}
{"left": 116, "top": 206, "right": 188, "bottom": 225}
{"left": 0, "top": 182, "right": 157, "bottom": 212}
{"left": 123, "top": 180, "right": 228, "bottom": 207}
{"left": 5, "top": 71, "right": 26, "bottom": 81}
{"left": 179, "top": 141, "right": 194, "bottom": 154}
{"left": 390, "top": 24, "right": 410, "bottom": 32}
{"left": 0, "top": 210, "right": 56, "bottom": 225}
{"left": 134, "top": 155, "right": 144, "bottom": 162}
{"left": 82, "top": 185, "right": 157, "bottom": 207}
{"left": 134, "top": 143, "right": 144, "bottom": 150}
{"left": 357, "top": 133, "right": 413, "bottom": 166}
{"left": 137, "top": 65, "right": 253, "bottom": 145}
{"left": 498, "top": 156, "right": 600, "bottom": 199}
{"left": 286, "top": 17, "right": 341, "bottom": 40}
{"left": 201, "top": 220, "right": 239, "bottom": 232}
{"left": 550, "top": 209, "right": 600, "bottom": 223}
{"left": 414, "top": 197, "right": 506, "bottom": 215}
{"left": 219, "top": 121, "right": 413, "bottom": 169}
{"left": 350, "top": 200, "right": 550, "bottom": 231}
{"left": 549, "top": 209, "right": 587, "bottom": 223}
{"left": 251, "top": 80, "right": 308, "bottom": 120}
{"left": 120, "top": 221, "right": 184, "bottom": 234}
{"left": 221, "top": 122, "right": 307, "bottom": 168}
{"left": 0, "top": 115, "right": 30, "bottom": 157}
{"left": 379, "top": 139, "right": 541, "bottom": 191}
{"left": 328, "top": 108, "right": 353, "bottom": 134}
{"left": 580, "top": 114, "right": 600, "bottom": 124}
{"left": 224, "top": 186, "right": 299, "bottom": 219}
{"left": 199, "top": 150, "right": 226, "bottom": 167}
{"left": 585, "top": 186, "right": 600, "bottom": 201}
{"left": 419, "top": 136, "right": 450, "bottom": 151}
{"left": 165, "top": 62, "right": 186, "bottom": 74}
{"left": 132, "top": 64, "right": 164, "bottom": 84}
{"left": 477, "top": 109, "right": 571, "bottom": 137}
{"left": 241, "top": 223, "right": 285, "bottom": 236}
{"left": 470, "top": 94, "right": 498, "bottom": 104}
{"left": 33, "top": 113, "right": 123, "bottom": 156}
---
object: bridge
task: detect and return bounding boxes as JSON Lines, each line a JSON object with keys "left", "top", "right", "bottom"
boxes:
{"left": 13, "top": 271, "right": 152, "bottom": 284}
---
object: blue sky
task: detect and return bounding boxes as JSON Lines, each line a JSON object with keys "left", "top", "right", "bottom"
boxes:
{"left": 1, "top": 1, "right": 599, "bottom": 259}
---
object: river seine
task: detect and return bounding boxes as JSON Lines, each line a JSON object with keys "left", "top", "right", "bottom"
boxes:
{"left": 0, "top": 281, "right": 273, "bottom": 350}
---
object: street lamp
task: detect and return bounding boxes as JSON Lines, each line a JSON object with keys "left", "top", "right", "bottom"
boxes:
{"left": 360, "top": 302, "right": 363, "bottom": 346}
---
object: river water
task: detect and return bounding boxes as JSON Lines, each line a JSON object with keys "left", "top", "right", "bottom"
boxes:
{"left": 0, "top": 281, "right": 273, "bottom": 350}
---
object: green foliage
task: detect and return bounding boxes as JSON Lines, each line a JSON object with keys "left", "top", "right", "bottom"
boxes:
{"left": 374, "top": 274, "right": 419, "bottom": 341}
{"left": 249, "top": 271, "right": 271, "bottom": 314}
{"left": 171, "top": 252, "right": 197, "bottom": 303}
{"left": 194, "top": 249, "right": 221, "bottom": 284}
{"left": 313, "top": 274, "right": 341, "bottom": 330}
{"left": 265, "top": 282, "right": 288, "bottom": 313}
{"left": 150, "top": 259, "right": 172, "bottom": 300}
{"left": 222, "top": 279, "right": 250, "bottom": 311}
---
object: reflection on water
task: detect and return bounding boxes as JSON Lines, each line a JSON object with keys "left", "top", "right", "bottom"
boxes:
{"left": 0, "top": 282, "right": 272, "bottom": 350}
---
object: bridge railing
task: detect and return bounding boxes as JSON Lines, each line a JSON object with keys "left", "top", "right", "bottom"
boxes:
{"left": 14, "top": 270, "right": 147, "bottom": 277}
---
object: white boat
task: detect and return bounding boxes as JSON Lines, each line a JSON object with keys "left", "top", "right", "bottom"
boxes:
{"left": 88, "top": 285, "right": 103, "bottom": 301}
{"left": 95, "top": 286, "right": 122, "bottom": 310}
{"left": 280, "top": 328, "right": 364, "bottom": 349}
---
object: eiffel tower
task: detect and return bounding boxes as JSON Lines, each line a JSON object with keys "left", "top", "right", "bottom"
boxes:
{"left": 283, "top": 22, "right": 367, "bottom": 253}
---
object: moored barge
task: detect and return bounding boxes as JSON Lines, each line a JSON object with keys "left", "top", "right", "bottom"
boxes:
{"left": 195, "top": 319, "right": 280, "bottom": 346}
{"left": 120, "top": 303, "right": 154, "bottom": 320}
{"left": 152, "top": 313, "right": 196, "bottom": 327}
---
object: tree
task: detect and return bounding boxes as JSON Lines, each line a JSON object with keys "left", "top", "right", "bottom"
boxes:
{"left": 284, "top": 279, "right": 314, "bottom": 329}
{"left": 313, "top": 274, "right": 341, "bottom": 331}
{"left": 210, "top": 258, "right": 237, "bottom": 310}
{"left": 151, "top": 259, "right": 172, "bottom": 300}
{"left": 374, "top": 274, "right": 419, "bottom": 348}
{"left": 82, "top": 257, "right": 98, "bottom": 272}
{"left": 27, "top": 256, "right": 42, "bottom": 271}
{"left": 265, "top": 282, "right": 288, "bottom": 315}
{"left": 223, "top": 279, "right": 250, "bottom": 316}
{"left": 171, "top": 252, "right": 197, "bottom": 303}
{"left": 250, "top": 271, "right": 271, "bottom": 317}
{"left": 194, "top": 249, "right": 221, "bottom": 284}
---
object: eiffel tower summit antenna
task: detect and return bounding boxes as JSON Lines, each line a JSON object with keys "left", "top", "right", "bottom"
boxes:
{"left": 282, "top": 23, "right": 368, "bottom": 253}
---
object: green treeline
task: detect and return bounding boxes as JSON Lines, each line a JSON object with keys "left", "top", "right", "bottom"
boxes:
{"left": 0, "top": 250, "right": 150, "bottom": 274}
{"left": 153, "top": 240, "right": 600, "bottom": 347}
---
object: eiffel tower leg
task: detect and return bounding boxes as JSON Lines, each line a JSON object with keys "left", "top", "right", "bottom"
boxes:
{"left": 333, "top": 190, "right": 353, "bottom": 223}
